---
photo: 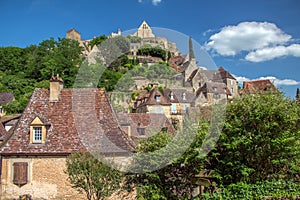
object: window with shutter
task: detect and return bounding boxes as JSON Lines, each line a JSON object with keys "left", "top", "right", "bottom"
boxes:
{"left": 13, "top": 162, "right": 28, "bottom": 186}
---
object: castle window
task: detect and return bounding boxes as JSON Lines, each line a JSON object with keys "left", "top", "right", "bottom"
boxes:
{"left": 13, "top": 162, "right": 28, "bottom": 186}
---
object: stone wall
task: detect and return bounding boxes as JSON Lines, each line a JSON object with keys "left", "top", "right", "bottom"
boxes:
{"left": 1, "top": 157, "right": 86, "bottom": 200}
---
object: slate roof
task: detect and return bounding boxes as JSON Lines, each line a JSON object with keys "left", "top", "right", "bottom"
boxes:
{"left": 0, "top": 92, "right": 14, "bottom": 105}
{"left": 117, "top": 113, "right": 176, "bottom": 142}
{"left": 197, "top": 82, "right": 229, "bottom": 95}
{"left": 163, "top": 88, "right": 196, "bottom": 104}
{"left": 0, "top": 88, "right": 134, "bottom": 156}
{"left": 240, "top": 79, "right": 278, "bottom": 94}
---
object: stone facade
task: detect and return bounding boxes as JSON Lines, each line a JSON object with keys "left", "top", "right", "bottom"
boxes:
{"left": 1, "top": 157, "right": 85, "bottom": 200}
{"left": 134, "top": 21, "right": 155, "bottom": 38}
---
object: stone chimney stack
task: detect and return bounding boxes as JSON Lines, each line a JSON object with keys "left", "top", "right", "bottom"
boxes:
{"left": 50, "top": 74, "right": 64, "bottom": 101}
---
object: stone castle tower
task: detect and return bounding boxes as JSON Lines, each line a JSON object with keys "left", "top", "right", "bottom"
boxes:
{"left": 66, "top": 28, "right": 81, "bottom": 41}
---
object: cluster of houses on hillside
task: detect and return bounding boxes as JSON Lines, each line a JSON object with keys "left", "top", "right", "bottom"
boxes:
{"left": 0, "top": 21, "right": 286, "bottom": 199}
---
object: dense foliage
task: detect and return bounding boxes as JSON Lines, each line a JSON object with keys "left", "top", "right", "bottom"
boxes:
{"left": 65, "top": 152, "right": 123, "bottom": 200}
{"left": 126, "top": 93, "right": 300, "bottom": 199}
{"left": 207, "top": 92, "right": 300, "bottom": 185}
{"left": 0, "top": 38, "right": 83, "bottom": 113}
{"left": 89, "top": 34, "right": 107, "bottom": 48}
{"left": 137, "top": 44, "right": 166, "bottom": 61}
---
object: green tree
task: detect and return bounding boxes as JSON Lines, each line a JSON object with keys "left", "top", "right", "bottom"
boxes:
{"left": 89, "top": 35, "right": 107, "bottom": 48}
{"left": 207, "top": 92, "right": 300, "bottom": 185}
{"left": 65, "top": 152, "right": 123, "bottom": 200}
{"left": 128, "top": 121, "right": 209, "bottom": 199}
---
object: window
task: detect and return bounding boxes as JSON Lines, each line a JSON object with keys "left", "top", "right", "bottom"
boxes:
{"left": 157, "top": 107, "right": 163, "bottom": 113}
{"left": 182, "top": 93, "right": 186, "bottom": 100}
{"left": 33, "top": 127, "right": 42, "bottom": 143}
{"left": 170, "top": 92, "right": 174, "bottom": 100}
{"left": 13, "top": 162, "right": 28, "bottom": 186}
{"left": 213, "top": 94, "right": 220, "bottom": 99}
{"left": 171, "top": 104, "right": 177, "bottom": 114}
{"left": 30, "top": 116, "right": 47, "bottom": 144}
{"left": 231, "top": 88, "right": 234, "bottom": 93}
{"left": 155, "top": 95, "right": 161, "bottom": 102}
{"left": 137, "top": 127, "right": 145, "bottom": 135}
{"left": 0, "top": 106, "right": 2, "bottom": 114}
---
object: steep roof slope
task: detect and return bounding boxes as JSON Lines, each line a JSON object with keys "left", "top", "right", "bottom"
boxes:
{"left": 0, "top": 92, "right": 14, "bottom": 105}
{"left": 240, "top": 79, "right": 278, "bottom": 94}
{"left": 0, "top": 88, "right": 134, "bottom": 156}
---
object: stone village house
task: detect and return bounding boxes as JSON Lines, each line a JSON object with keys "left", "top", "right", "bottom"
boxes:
{"left": 0, "top": 76, "right": 134, "bottom": 199}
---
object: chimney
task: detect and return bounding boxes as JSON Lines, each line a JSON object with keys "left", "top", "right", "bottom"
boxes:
{"left": 50, "top": 74, "right": 63, "bottom": 101}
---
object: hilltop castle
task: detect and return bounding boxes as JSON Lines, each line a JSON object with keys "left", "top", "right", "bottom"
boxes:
{"left": 66, "top": 20, "right": 178, "bottom": 57}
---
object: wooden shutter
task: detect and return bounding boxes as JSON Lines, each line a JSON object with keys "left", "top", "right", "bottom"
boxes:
{"left": 13, "top": 162, "right": 28, "bottom": 186}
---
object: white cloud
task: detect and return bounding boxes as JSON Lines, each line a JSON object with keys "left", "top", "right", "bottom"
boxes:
{"left": 233, "top": 74, "right": 300, "bottom": 86}
{"left": 202, "top": 29, "right": 213, "bottom": 37}
{"left": 258, "top": 76, "right": 300, "bottom": 86}
{"left": 152, "top": 0, "right": 162, "bottom": 5}
{"left": 206, "top": 22, "right": 291, "bottom": 56}
{"left": 138, "top": 0, "right": 162, "bottom": 5}
{"left": 204, "top": 21, "right": 300, "bottom": 62}
{"left": 245, "top": 44, "right": 300, "bottom": 62}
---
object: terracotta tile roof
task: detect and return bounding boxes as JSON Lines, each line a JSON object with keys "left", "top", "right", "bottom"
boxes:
{"left": 240, "top": 79, "right": 278, "bottom": 94}
{"left": 117, "top": 113, "right": 176, "bottom": 143}
{"left": 0, "top": 88, "right": 134, "bottom": 156}
{"left": 0, "top": 92, "right": 14, "bottom": 105}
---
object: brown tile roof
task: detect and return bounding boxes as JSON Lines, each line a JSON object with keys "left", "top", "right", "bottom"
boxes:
{"left": 1, "top": 114, "right": 21, "bottom": 124}
{"left": 117, "top": 113, "right": 176, "bottom": 143}
{"left": 240, "top": 79, "right": 278, "bottom": 94}
{"left": 0, "top": 122, "right": 6, "bottom": 140}
{"left": 136, "top": 88, "right": 171, "bottom": 107}
{"left": 66, "top": 28, "right": 80, "bottom": 34}
{"left": 218, "top": 66, "right": 236, "bottom": 80}
{"left": 0, "top": 88, "right": 134, "bottom": 156}
{"left": 0, "top": 92, "right": 14, "bottom": 105}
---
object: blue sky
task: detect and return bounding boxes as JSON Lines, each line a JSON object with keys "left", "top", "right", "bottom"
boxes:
{"left": 1, "top": 0, "right": 299, "bottom": 98}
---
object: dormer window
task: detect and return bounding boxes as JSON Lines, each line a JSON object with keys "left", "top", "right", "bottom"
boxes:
{"left": 33, "top": 127, "right": 42, "bottom": 143}
{"left": 182, "top": 92, "right": 186, "bottom": 100}
{"left": 170, "top": 92, "right": 174, "bottom": 100}
{"left": 30, "top": 116, "right": 47, "bottom": 144}
{"left": 155, "top": 95, "right": 161, "bottom": 102}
